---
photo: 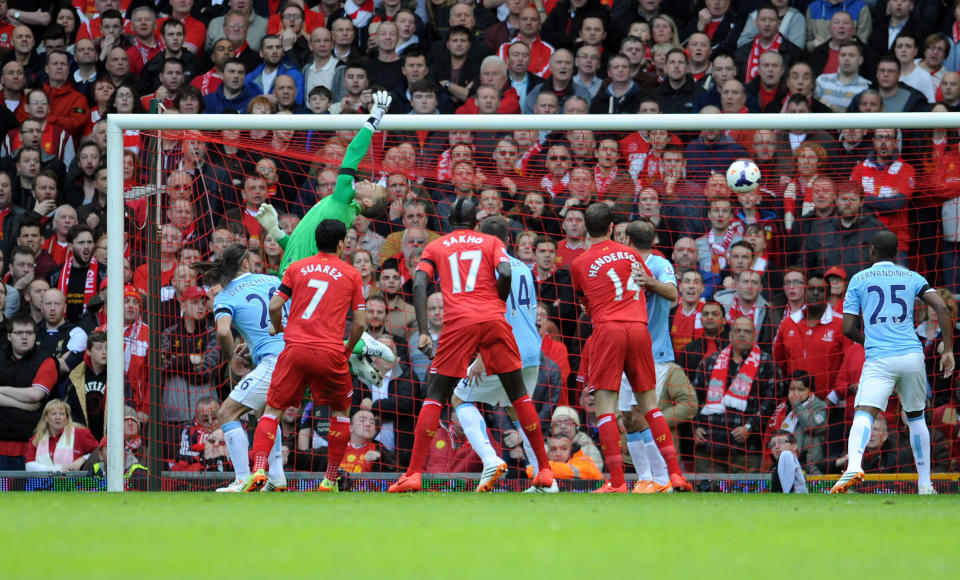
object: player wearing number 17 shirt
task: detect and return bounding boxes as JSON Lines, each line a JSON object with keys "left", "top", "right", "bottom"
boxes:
{"left": 570, "top": 203, "right": 692, "bottom": 493}
{"left": 388, "top": 198, "right": 554, "bottom": 493}
{"left": 239, "top": 219, "right": 368, "bottom": 492}
{"left": 832, "top": 230, "right": 955, "bottom": 495}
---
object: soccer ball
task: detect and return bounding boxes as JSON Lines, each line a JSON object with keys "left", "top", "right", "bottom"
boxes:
{"left": 726, "top": 159, "right": 761, "bottom": 193}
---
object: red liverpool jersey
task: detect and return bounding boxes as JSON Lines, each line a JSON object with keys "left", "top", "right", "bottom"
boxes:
{"left": 277, "top": 253, "right": 364, "bottom": 349}
{"left": 417, "top": 229, "right": 510, "bottom": 327}
{"left": 850, "top": 158, "right": 915, "bottom": 253}
{"left": 570, "top": 240, "right": 650, "bottom": 324}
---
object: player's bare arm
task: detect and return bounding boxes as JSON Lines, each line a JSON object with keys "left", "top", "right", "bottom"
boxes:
{"left": 467, "top": 354, "right": 485, "bottom": 385}
{"left": 921, "top": 289, "right": 956, "bottom": 377}
{"left": 413, "top": 269, "right": 433, "bottom": 358}
{"left": 346, "top": 310, "right": 367, "bottom": 357}
{"left": 632, "top": 261, "right": 677, "bottom": 302}
{"left": 841, "top": 313, "right": 865, "bottom": 345}
{"left": 215, "top": 315, "right": 236, "bottom": 361}
{"left": 496, "top": 262, "right": 513, "bottom": 302}
{"left": 268, "top": 292, "right": 286, "bottom": 336}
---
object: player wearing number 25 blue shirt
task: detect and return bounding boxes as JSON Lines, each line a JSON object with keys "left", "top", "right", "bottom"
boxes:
{"left": 832, "top": 230, "right": 955, "bottom": 495}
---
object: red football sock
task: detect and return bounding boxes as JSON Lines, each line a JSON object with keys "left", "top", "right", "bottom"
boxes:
{"left": 405, "top": 399, "right": 443, "bottom": 475}
{"left": 251, "top": 414, "right": 279, "bottom": 473}
{"left": 325, "top": 416, "right": 351, "bottom": 481}
{"left": 597, "top": 413, "right": 624, "bottom": 487}
{"left": 511, "top": 395, "right": 550, "bottom": 471}
{"left": 644, "top": 408, "right": 683, "bottom": 476}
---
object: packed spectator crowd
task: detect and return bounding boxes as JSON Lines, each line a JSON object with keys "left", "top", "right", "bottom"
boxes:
{"left": 1, "top": 0, "right": 960, "bottom": 483}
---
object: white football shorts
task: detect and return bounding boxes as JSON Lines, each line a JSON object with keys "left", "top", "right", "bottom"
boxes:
{"left": 618, "top": 362, "right": 670, "bottom": 412}
{"left": 855, "top": 351, "right": 927, "bottom": 413}
{"left": 453, "top": 365, "right": 539, "bottom": 407}
{"left": 228, "top": 353, "right": 277, "bottom": 413}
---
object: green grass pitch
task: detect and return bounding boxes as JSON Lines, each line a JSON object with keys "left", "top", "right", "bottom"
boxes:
{"left": 1, "top": 493, "right": 954, "bottom": 579}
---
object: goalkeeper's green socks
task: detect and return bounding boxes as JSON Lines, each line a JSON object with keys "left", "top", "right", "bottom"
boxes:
{"left": 347, "top": 338, "right": 366, "bottom": 356}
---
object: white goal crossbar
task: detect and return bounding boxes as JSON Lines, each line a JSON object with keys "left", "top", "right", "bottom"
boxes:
{"left": 104, "top": 111, "right": 960, "bottom": 491}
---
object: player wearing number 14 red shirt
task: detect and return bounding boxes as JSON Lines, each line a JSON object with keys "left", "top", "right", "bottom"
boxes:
{"left": 570, "top": 204, "right": 692, "bottom": 493}
{"left": 388, "top": 198, "right": 554, "bottom": 492}
{"left": 239, "top": 219, "right": 367, "bottom": 492}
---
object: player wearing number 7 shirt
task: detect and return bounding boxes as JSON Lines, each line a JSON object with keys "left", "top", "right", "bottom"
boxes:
{"left": 388, "top": 198, "right": 554, "bottom": 493}
{"left": 239, "top": 219, "right": 367, "bottom": 492}
{"left": 570, "top": 203, "right": 692, "bottom": 493}
{"left": 832, "top": 230, "right": 955, "bottom": 495}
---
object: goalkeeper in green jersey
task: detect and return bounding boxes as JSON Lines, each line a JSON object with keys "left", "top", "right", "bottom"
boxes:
{"left": 256, "top": 90, "right": 391, "bottom": 275}
{"left": 255, "top": 90, "right": 395, "bottom": 381}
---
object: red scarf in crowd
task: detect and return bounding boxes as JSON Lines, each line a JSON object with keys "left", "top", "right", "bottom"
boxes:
{"left": 727, "top": 294, "right": 763, "bottom": 329}
{"left": 594, "top": 166, "right": 618, "bottom": 197}
{"left": 703, "top": 344, "right": 762, "bottom": 414}
{"left": 953, "top": 21, "right": 960, "bottom": 43}
{"left": 708, "top": 223, "right": 742, "bottom": 273}
{"left": 57, "top": 257, "right": 100, "bottom": 312}
{"left": 123, "top": 318, "right": 150, "bottom": 415}
{"left": 752, "top": 254, "right": 769, "bottom": 273}
{"left": 745, "top": 34, "right": 782, "bottom": 84}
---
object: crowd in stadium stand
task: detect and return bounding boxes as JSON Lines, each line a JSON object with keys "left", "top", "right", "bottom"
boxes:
{"left": 2, "top": 0, "right": 960, "bottom": 482}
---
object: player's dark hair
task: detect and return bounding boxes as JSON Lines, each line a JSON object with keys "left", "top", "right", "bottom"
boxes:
{"left": 871, "top": 229, "right": 898, "bottom": 261}
{"left": 583, "top": 202, "right": 612, "bottom": 238}
{"left": 191, "top": 243, "right": 248, "bottom": 287}
{"left": 449, "top": 197, "right": 477, "bottom": 230}
{"left": 315, "top": 218, "right": 347, "bottom": 254}
{"left": 789, "top": 370, "right": 815, "bottom": 395}
{"left": 806, "top": 270, "right": 825, "bottom": 282}
{"left": 625, "top": 219, "right": 655, "bottom": 250}
{"left": 479, "top": 215, "right": 510, "bottom": 243}
{"left": 360, "top": 188, "right": 389, "bottom": 219}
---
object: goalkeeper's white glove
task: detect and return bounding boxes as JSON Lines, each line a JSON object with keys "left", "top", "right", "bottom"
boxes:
{"left": 256, "top": 203, "right": 285, "bottom": 242}
{"left": 364, "top": 90, "right": 392, "bottom": 132}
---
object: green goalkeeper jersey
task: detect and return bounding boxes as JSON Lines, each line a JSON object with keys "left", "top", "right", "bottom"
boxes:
{"left": 276, "top": 126, "right": 373, "bottom": 275}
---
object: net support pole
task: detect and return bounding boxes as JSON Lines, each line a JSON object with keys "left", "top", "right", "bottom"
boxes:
{"left": 105, "top": 119, "right": 126, "bottom": 491}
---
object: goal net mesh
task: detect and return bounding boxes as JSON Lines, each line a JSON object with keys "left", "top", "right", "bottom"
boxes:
{"left": 103, "top": 120, "right": 959, "bottom": 491}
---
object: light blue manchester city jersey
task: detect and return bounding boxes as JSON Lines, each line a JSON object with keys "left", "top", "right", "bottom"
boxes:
{"left": 504, "top": 255, "right": 541, "bottom": 368}
{"left": 645, "top": 253, "right": 677, "bottom": 364}
{"left": 214, "top": 273, "right": 286, "bottom": 365}
{"left": 844, "top": 261, "right": 933, "bottom": 361}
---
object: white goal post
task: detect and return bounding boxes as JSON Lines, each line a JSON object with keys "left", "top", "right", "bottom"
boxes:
{"left": 104, "top": 111, "right": 960, "bottom": 491}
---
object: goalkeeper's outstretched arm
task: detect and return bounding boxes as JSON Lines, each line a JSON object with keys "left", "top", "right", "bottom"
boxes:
{"left": 332, "top": 90, "right": 392, "bottom": 205}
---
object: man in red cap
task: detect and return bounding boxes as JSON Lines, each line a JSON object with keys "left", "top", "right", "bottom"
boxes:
{"left": 97, "top": 285, "right": 150, "bottom": 423}
{"left": 824, "top": 266, "right": 847, "bottom": 310}
{"left": 772, "top": 271, "right": 849, "bottom": 401}
{"left": 158, "top": 285, "right": 219, "bottom": 462}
